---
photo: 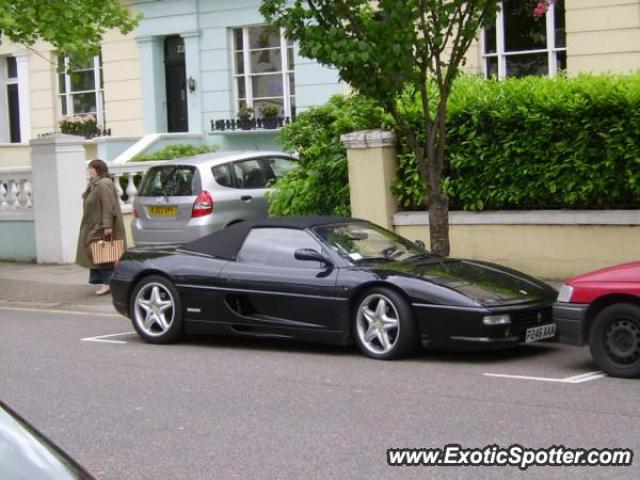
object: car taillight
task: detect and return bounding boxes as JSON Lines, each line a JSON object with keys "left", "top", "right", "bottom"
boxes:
{"left": 133, "top": 208, "right": 140, "bottom": 218}
{"left": 192, "top": 190, "right": 214, "bottom": 217}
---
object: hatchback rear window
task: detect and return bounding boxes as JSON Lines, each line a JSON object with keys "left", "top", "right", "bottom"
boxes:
{"left": 138, "top": 166, "right": 199, "bottom": 197}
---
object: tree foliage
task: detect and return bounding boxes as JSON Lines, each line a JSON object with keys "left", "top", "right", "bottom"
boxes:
{"left": 394, "top": 74, "right": 640, "bottom": 211}
{"left": 269, "top": 95, "right": 384, "bottom": 216}
{"left": 0, "top": 0, "right": 139, "bottom": 62}
{"left": 260, "top": 0, "right": 499, "bottom": 255}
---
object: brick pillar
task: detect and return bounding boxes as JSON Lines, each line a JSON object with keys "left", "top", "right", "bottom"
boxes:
{"left": 340, "top": 129, "right": 398, "bottom": 229}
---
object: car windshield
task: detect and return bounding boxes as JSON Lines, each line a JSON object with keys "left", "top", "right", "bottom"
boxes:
{"left": 313, "top": 222, "right": 427, "bottom": 263}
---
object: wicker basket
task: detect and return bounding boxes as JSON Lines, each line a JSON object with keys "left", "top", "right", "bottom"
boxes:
{"left": 90, "top": 240, "right": 125, "bottom": 264}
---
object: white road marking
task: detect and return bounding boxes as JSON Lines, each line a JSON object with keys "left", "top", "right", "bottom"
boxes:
{"left": 483, "top": 370, "right": 606, "bottom": 384}
{"left": 81, "top": 331, "right": 136, "bottom": 344}
{"left": 0, "top": 305, "right": 120, "bottom": 318}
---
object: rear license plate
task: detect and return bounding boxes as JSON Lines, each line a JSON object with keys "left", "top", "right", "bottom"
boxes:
{"left": 148, "top": 206, "right": 177, "bottom": 217}
{"left": 525, "top": 323, "right": 556, "bottom": 343}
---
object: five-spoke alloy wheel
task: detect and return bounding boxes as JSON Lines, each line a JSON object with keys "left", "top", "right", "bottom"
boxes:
{"left": 354, "top": 287, "right": 417, "bottom": 359}
{"left": 130, "top": 275, "right": 184, "bottom": 344}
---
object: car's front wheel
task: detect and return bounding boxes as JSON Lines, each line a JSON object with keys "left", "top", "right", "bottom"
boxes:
{"left": 589, "top": 303, "right": 640, "bottom": 378}
{"left": 353, "top": 287, "right": 417, "bottom": 360}
{"left": 129, "top": 275, "right": 184, "bottom": 344}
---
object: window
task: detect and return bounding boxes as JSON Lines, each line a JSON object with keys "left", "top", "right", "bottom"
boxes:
{"left": 138, "top": 166, "right": 199, "bottom": 197}
{"left": 7, "top": 57, "right": 17, "bottom": 79}
{"left": 232, "top": 25, "right": 295, "bottom": 119}
{"left": 263, "top": 157, "right": 296, "bottom": 180}
{"left": 58, "top": 53, "right": 104, "bottom": 125}
{"left": 237, "top": 228, "right": 323, "bottom": 268}
{"left": 3, "top": 56, "right": 20, "bottom": 143}
{"left": 232, "top": 159, "right": 269, "bottom": 189}
{"left": 212, "top": 164, "right": 234, "bottom": 188}
{"left": 313, "top": 223, "right": 423, "bottom": 263}
{"left": 483, "top": 0, "right": 566, "bottom": 78}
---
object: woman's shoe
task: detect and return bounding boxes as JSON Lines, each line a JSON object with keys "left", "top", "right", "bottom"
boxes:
{"left": 95, "top": 284, "right": 111, "bottom": 295}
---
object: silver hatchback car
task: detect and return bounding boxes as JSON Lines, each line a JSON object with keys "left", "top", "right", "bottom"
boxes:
{"left": 131, "top": 151, "right": 297, "bottom": 246}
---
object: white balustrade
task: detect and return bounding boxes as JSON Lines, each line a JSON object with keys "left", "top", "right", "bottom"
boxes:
{"left": 0, "top": 167, "right": 33, "bottom": 220}
{"left": 108, "top": 160, "right": 167, "bottom": 214}
{"left": 0, "top": 162, "right": 162, "bottom": 221}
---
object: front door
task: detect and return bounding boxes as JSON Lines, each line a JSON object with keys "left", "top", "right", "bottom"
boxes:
{"left": 164, "top": 36, "right": 188, "bottom": 132}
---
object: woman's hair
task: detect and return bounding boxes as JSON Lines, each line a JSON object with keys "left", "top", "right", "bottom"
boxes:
{"left": 88, "top": 159, "right": 109, "bottom": 177}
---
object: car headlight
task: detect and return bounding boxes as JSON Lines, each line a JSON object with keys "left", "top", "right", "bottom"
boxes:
{"left": 557, "top": 284, "right": 574, "bottom": 303}
{"left": 483, "top": 314, "right": 511, "bottom": 326}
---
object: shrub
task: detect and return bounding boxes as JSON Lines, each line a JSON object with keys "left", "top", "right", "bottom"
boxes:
{"left": 393, "top": 74, "right": 640, "bottom": 210}
{"left": 268, "top": 94, "right": 385, "bottom": 216}
{"left": 131, "top": 144, "right": 218, "bottom": 162}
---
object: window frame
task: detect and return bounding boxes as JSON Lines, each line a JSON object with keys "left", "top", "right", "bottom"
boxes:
{"left": 482, "top": 1, "right": 566, "bottom": 79}
{"left": 57, "top": 53, "right": 105, "bottom": 126}
{"left": 231, "top": 25, "right": 295, "bottom": 119}
{"left": 1, "top": 56, "right": 21, "bottom": 143}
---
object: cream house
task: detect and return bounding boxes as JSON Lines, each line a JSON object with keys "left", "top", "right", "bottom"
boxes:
{"left": 0, "top": 0, "right": 638, "bottom": 168}
{"left": 0, "top": 30, "right": 143, "bottom": 167}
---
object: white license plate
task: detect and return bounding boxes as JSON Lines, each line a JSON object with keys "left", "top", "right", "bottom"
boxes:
{"left": 525, "top": 323, "right": 556, "bottom": 343}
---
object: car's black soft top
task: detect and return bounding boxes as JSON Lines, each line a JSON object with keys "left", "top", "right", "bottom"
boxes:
{"left": 180, "top": 216, "right": 359, "bottom": 260}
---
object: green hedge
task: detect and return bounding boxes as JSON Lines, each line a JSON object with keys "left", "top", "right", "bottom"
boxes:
{"left": 395, "top": 74, "right": 640, "bottom": 210}
{"left": 268, "top": 95, "right": 384, "bottom": 216}
{"left": 270, "top": 74, "right": 640, "bottom": 215}
{"left": 131, "top": 144, "right": 218, "bottom": 162}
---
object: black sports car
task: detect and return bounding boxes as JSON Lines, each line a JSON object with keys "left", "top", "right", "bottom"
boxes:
{"left": 111, "top": 216, "right": 558, "bottom": 359}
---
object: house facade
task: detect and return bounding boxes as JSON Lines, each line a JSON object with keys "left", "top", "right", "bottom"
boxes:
{"left": 0, "top": 0, "right": 639, "bottom": 166}
{"left": 131, "top": 0, "right": 344, "bottom": 152}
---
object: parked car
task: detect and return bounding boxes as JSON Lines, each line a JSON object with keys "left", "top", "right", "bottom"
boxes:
{"left": 0, "top": 400, "right": 95, "bottom": 479}
{"left": 112, "top": 217, "right": 557, "bottom": 359}
{"left": 131, "top": 151, "right": 297, "bottom": 246}
{"left": 554, "top": 261, "right": 640, "bottom": 378}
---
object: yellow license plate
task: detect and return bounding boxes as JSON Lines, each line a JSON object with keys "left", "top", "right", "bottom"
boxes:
{"left": 148, "top": 206, "right": 177, "bottom": 217}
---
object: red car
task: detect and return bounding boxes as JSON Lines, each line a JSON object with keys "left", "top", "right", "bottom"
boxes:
{"left": 554, "top": 261, "right": 640, "bottom": 378}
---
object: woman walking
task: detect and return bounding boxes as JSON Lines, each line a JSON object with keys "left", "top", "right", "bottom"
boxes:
{"left": 76, "top": 159, "right": 126, "bottom": 295}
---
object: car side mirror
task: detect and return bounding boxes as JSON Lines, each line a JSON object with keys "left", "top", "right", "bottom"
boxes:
{"left": 414, "top": 240, "right": 426, "bottom": 250}
{"left": 294, "top": 248, "right": 333, "bottom": 267}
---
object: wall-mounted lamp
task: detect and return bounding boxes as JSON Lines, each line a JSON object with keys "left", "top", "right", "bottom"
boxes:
{"left": 188, "top": 76, "right": 196, "bottom": 93}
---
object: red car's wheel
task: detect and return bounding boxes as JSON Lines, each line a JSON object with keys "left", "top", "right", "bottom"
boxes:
{"left": 589, "top": 303, "right": 640, "bottom": 378}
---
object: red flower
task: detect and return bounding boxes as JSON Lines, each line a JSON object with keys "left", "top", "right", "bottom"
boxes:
{"left": 533, "top": 0, "right": 554, "bottom": 17}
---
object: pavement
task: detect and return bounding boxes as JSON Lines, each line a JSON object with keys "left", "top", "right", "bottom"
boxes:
{"left": 0, "top": 261, "right": 116, "bottom": 315}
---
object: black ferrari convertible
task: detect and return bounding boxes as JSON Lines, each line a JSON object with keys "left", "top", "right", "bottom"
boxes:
{"left": 111, "top": 216, "right": 557, "bottom": 359}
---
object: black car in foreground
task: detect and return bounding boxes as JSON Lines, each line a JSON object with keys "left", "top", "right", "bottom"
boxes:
{"left": 111, "top": 216, "right": 557, "bottom": 359}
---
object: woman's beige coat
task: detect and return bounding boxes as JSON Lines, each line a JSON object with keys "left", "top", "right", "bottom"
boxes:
{"left": 76, "top": 176, "right": 127, "bottom": 269}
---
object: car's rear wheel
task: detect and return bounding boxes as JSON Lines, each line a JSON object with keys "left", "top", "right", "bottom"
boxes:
{"left": 589, "top": 303, "right": 640, "bottom": 378}
{"left": 353, "top": 287, "right": 417, "bottom": 360}
{"left": 129, "top": 275, "right": 183, "bottom": 344}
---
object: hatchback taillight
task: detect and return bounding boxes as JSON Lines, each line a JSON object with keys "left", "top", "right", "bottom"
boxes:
{"left": 133, "top": 208, "right": 140, "bottom": 218}
{"left": 192, "top": 190, "right": 214, "bottom": 217}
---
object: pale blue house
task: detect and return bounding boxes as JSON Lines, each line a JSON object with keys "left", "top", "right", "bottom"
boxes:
{"left": 133, "top": 0, "right": 343, "bottom": 152}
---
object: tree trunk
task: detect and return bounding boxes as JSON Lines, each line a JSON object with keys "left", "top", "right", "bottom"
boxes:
{"left": 427, "top": 188, "right": 450, "bottom": 257}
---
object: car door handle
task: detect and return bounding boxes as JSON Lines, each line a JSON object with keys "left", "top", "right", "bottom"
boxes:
{"left": 241, "top": 195, "right": 253, "bottom": 202}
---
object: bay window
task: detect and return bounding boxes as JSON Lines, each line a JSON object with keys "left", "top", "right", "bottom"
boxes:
{"left": 232, "top": 26, "right": 295, "bottom": 119}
